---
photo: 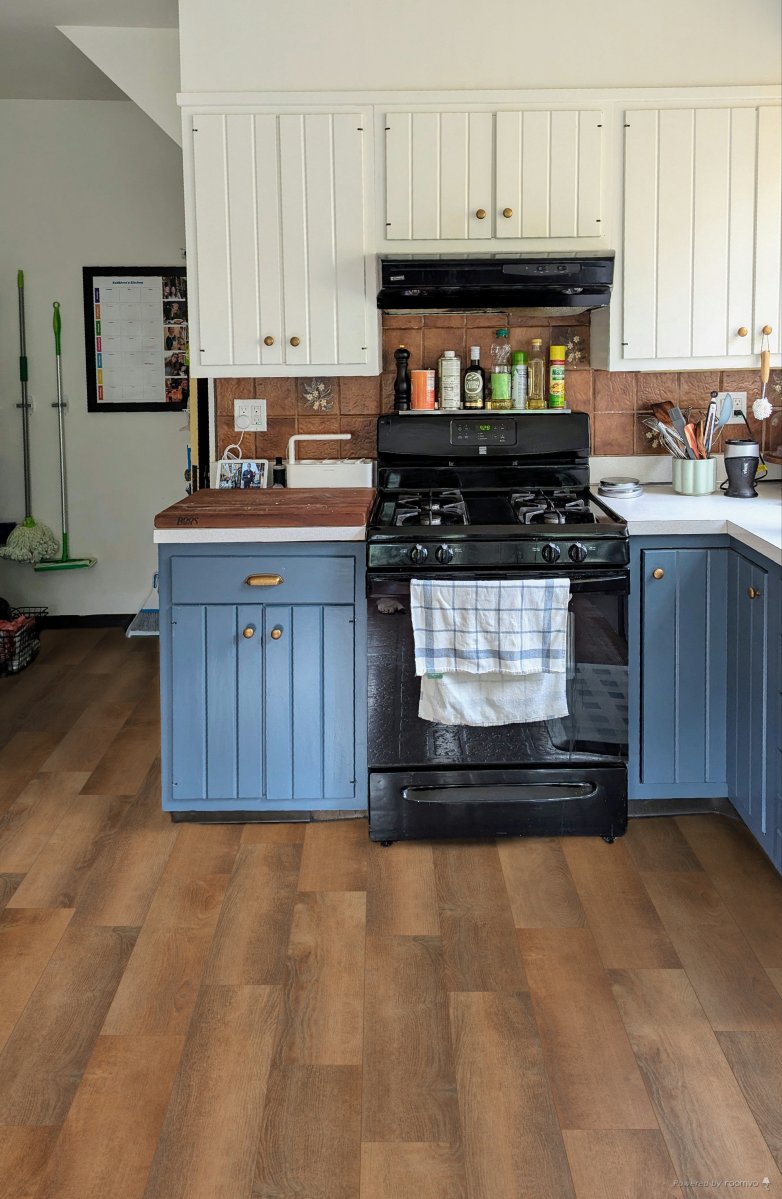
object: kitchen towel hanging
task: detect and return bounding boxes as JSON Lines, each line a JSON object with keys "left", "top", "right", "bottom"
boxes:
{"left": 410, "top": 578, "right": 571, "bottom": 726}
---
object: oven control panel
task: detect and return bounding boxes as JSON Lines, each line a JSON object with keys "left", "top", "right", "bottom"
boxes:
{"left": 450, "top": 419, "right": 517, "bottom": 446}
{"left": 368, "top": 538, "right": 630, "bottom": 570}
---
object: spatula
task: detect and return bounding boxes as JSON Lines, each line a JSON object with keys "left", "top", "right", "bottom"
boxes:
{"left": 670, "top": 406, "right": 696, "bottom": 458}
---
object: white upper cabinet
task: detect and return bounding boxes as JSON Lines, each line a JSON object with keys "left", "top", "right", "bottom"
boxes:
{"left": 186, "top": 108, "right": 378, "bottom": 376}
{"left": 622, "top": 105, "right": 781, "bottom": 363}
{"left": 384, "top": 107, "right": 604, "bottom": 243}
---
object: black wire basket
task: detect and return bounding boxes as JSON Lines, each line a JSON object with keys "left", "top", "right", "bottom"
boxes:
{"left": 0, "top": 606, "right": 48, "bottom": 675}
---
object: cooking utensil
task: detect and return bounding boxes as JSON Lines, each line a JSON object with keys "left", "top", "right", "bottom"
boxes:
{"left": 752, "top": 349, "right": 773, "bottom": 420}
{"left": 670, "top": 406, "right": 696, "bottom": 459}
{"left": 651, "top": 401, "right": 675, "bottom": 427}
{"left": 696, "top": 420, "right": 706, "bottom": 458}
{"left": 683, "top": 422, "right": 701, "bottom": 459}
{"left": 703, "top": 395, "right": 719, "bottom": 455}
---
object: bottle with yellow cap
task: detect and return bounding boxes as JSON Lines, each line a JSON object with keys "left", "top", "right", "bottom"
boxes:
{"left": 548, "top": 345, "right": 566, "bottom": 409}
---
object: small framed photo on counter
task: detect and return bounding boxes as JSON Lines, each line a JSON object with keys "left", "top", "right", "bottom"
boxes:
{"left": 213, "top": 459, "right": 269, "bottom": 490}
{"left": 82, "top": 266, "right": 189, "bottom": 412}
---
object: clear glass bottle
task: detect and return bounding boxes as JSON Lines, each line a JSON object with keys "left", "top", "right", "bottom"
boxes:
{"left": 511, "top": 351, "right": 528, "bottom": 409}
{"left": 527, "top": 338, "right": 546, "bottom": 409}
{"left": 463, "top": 346, "right": 485, "bottom": 409}
{"left": 489, "top": 328, "right": 511, "bottom": 410}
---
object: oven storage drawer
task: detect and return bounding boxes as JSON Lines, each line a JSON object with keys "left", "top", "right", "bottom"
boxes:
{"left": 170, "top": 554, "right": 354, "bottom": 606}
{"left": 369, "top": 766, "right": 627, "bottom": 842}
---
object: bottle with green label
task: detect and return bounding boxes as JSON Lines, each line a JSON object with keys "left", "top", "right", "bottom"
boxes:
{"left": 489, "top": 328, "right": 511, "bottom": 410}
{"left": 548, "top": 345, "right": 566, "bottom": 409}
{"left": 463, "top": 346, "right": 485, "bottom": 409}
{"left": 511, "top": 351, "right": 528, "bottom": 409}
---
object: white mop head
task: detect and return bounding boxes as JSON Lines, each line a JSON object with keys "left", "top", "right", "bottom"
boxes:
{"left": 753, "top": 396, "right": 773, "bottom": 420}
{"left": 0, "top": 518, "right": 59, "bottom": 564}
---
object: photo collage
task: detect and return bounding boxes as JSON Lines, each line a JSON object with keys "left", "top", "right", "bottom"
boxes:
{"left": 162, "top": 276, "right": 189, "bottom": 405}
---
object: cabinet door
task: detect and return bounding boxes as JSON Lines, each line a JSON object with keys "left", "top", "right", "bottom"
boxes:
{"left": 494, "top": 110, "right": 603, "bottom": 239}
{"left": 636, "top": 548, "right": 728, "bottom": 793}
{"left": 384, "top": 111, "right": 493, "bottom": 240}
{"left": 170, "top": 602, "right": 356, "bottom": 807}
{"left": 727, "top": 553, "right": 769, "bottom": 843}
{"left": 171, "top": 604, "right": 263, "bottom": 804}
{"left": 622, "top": 106, "right": 781, "bottom": 361}
{"left": 263, "top": 604, "right": 356, "bottom": 804}
{"left": 190, "top": 111, "right": 370, "bottom": 370}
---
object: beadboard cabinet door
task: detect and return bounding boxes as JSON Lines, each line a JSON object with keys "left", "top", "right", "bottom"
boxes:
{"left": 169, "top": 602, "right": 357, "bottom": 809}
{"left": 727, "top": 551, "right": 770, "bottom": 849}
{"left": 629, "top": 542, "right": 728, "bottom": 799}
{"left": 383, "top": 107, "right": 603, "bottom": 241}
{"left": 187, "top": 108, "right": 378, "bottom": 376}
{"left": 622, "top": 104, "right": 782, "bottom": 363}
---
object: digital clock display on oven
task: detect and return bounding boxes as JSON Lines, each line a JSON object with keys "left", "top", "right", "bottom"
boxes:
{"left": 451, "top": 418, "right": 517, "bottom": 446}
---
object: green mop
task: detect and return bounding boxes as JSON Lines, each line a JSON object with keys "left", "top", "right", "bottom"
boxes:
{"left": 0, "top": 271, "right": 59, "bottom": 563}
{"left": 34, "top": 302, "right": 96, "bottom": 572}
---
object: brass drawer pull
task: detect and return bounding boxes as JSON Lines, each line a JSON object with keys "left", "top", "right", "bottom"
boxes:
{"left": 502, "top": 207, "right": 513, "bottom": 218}
{"left": 270, "top": 626, "right": 283, "bottom": 640}
{"left": 475, "top": 208, "right": 487, "bottom": 219}
{"left": 242, "top": 625, "right": 256, "bottom": 639}
{"left": 748, "top": 586, "right": 762, "bottom": 599}
{"left": 263, "top": 335, "right": 275, "bottom": 346}
{"left": 245, "top": 573, "right": 283, "bottom": 587}
{"left": 737, "top": 326, "right": 748, "bottom": 337}
{"left": 652, "top": 568, "right": 664, "bottom": 579}
{"left": 289, "top": 336, "right": 301, "bottom": 347}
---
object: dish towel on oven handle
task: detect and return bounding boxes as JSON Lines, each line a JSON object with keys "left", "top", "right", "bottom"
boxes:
{"left": 410, "top": 578, "right": 571, "bottom": 726}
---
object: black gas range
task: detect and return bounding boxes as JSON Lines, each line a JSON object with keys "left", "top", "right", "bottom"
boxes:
{"left": 366, "top": 411, "right": 629, "bottom": 845}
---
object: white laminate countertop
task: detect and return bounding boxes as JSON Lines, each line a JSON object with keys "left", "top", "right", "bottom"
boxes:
{"left": 154, "top": 525, "right": 366, "bottom": 544}
{"left": 607, "top": 483, "right": 782, "bottom": 565}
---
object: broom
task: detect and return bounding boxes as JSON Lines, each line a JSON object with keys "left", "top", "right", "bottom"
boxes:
{"left": 0, "top": 271, "right": 59, "bottom": 564}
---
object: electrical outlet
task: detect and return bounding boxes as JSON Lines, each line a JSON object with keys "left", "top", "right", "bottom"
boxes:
{"left": 717, "top": 391, "right": 748, "bottom": 424}
{"left": 234, "top": 399, "right": 267, "bottom": 432}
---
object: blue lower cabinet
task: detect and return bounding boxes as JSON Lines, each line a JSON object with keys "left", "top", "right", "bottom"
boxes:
{"left": 629, "top": 538, "right": 729, "bottom": 800}
{"left": 159, "top": 544, "right": 366, "bottom": 813}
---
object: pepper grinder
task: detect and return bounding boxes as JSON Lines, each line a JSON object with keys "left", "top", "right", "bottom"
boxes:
{"left": 393, "top": 345, "right": 411, "bottom": 411}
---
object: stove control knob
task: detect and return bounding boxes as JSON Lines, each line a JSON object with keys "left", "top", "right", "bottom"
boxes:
{"left": 410, "top": 543, "right": 428, "bottom": 564}
{"left": 568, "top": 542, "right": 588, "bottom": 564}
{"left": 435, "top": 544, "right": 454, "bottom": 564}
{"left": 541, "top": 542, "right": 561, "bottom": 564}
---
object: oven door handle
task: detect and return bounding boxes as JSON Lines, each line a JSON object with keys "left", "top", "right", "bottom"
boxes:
{"left": 401, "top": 782, "right": 598, "bottom": 805}
{"left": 367, "top": 570, "right": 629, "bottom": 598}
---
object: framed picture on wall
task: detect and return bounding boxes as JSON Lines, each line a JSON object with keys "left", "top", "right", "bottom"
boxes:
{"left": 82, "top": 266, "right": 189, "bottom": 412}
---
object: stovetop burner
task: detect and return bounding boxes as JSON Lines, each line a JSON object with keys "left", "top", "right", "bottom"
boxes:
{"left": 393, "top": 490, "right": 468, "bottom": 527}
{"left": 511, "top": 489, "right": 597, "bottom": 526}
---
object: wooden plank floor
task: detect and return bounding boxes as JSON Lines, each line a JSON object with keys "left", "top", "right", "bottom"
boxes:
{"left": 1, "top": 629, "right": 782, "bottom": 1197}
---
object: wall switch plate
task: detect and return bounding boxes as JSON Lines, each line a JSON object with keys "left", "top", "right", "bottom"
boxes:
{"left": 234, "top": 399, "right": 267, "bottom": 432}
{"left": 717, "top": 391, "right": 748, "bottom": 424}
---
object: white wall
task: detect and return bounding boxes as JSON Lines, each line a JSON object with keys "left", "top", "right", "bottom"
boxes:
{"left": 179, "top": 0, "right": 782, "bottom": 92}
{"left": 0, "top": 100, "right": 187, "bottom": 616}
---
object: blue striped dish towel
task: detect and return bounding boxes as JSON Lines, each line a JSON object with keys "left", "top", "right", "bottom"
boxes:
{"left": 410, "top": 578, "right": 571, "bottom": 726}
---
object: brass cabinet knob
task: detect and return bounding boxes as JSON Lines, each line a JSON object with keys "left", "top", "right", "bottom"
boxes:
{"left": 475, "top": 208, "right": 487, "bottom": 219}
{"left": 263, "top": 335, "right": 275, "bottom": 346}
{"left": 270, "top": 626, "right": 283, "bottom": 640}
{"left": 242, "top": 625, "right": 255, "bottom": 639}
{"left": 652, "top": 568, "right": 665, "bottom": 579}
{"left": 748, "top": 586, "right": 761, "bottom": 599}
{"left": 502, "top": 207, "right": 513, "bottom": 218}
{"left": 762, "top": 325, "right": 773, "bottom": 336}
{"left": 289, "top": 336, "right": 301, "bottom": 347}
{"left": 737, "top": 327, "right": 748, "bottom": 337}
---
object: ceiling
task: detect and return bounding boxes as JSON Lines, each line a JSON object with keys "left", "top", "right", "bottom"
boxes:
{"left": 0, "top": 1, "right": 179, "bottom": 100}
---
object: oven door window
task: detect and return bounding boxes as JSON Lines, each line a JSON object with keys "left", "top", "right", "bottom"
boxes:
{"left": 367, "top": 575, "right": 628, "bottom": 770}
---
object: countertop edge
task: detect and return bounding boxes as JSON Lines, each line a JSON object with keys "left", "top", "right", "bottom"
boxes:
{"left": 154, "top": 525, "right": 367, "bottom": 544}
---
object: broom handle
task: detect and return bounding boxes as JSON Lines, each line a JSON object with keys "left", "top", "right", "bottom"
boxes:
{"left": 17, "top": 270, "right": 31, "bottom": 518}
{"left": 53, "top": 302, "right": 69, "bottom": 555}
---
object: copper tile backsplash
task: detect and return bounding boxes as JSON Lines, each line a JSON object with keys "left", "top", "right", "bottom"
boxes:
{"left": 215, "top": 313, "right": 781, "bottom": 460}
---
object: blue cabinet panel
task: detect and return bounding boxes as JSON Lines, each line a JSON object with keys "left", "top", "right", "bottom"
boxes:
{"left": 160, "top": 542, "right": 366, "bottom": 814}
{"left": 631, "top": 540, "right": 728, "bottom": 799}
{"left": 728, "top": 551, "right": 770, "bottom": 845}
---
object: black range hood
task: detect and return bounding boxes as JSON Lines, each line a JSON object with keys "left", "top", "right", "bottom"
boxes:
{"left": 377, "top": 253, "right": 613, "bottom": 314}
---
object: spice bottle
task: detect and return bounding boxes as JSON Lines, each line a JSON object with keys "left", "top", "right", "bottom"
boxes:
{"left": 438, "top": 350, "right": 461, "bottom": 411}
{"left": 511, "top": 351, "right": 528, "bottom": 410}
{"left": 548, "top": 345, "right": 566, "bottom": 409}
{"left": 489, "top": 328, "right": 511, "bottom": 410}
{"left": 527, "top": 339, "right": 546, "bottom": 410}
{"left": 463, "top": 346, "right": 485, "bottom": 409}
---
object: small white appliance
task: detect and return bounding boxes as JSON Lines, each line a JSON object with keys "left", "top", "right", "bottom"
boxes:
{"left": 285, "top": 433, "right": 374, "bottom": 488}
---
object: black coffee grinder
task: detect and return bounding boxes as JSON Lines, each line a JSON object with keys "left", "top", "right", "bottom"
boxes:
{"left": 723, "top": 438, "right": 760, "bottom": 497}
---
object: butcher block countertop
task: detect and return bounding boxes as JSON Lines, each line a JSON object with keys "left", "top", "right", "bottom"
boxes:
{"left": 154, "top": 488, "right": 375, "bottom": 544}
